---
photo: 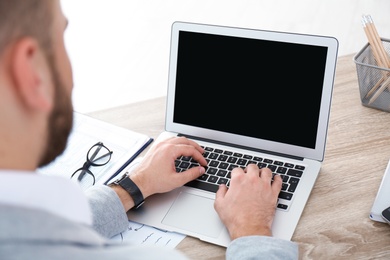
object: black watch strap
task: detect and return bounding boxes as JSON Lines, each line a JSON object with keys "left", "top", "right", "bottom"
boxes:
{"left": 114, "top": 174, "right": 144, "bottom": 209}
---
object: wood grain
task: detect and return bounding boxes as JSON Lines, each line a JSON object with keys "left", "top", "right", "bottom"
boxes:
{"left": 89, "top": 54, "right": 390, "bottom": 259}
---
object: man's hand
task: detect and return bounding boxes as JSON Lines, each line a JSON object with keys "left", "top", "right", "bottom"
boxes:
{"left": 130, "top": 136, "right": 207, "bottom": 199}
{"left": 214, "top": 164, "right": 282, "bottom": 240}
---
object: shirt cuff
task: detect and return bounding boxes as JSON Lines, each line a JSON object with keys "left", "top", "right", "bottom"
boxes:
{"left": 85, "top": 184, "right": 129, "bottom": 238}
{"left": 226, "top": 235, "right": 299, "bottom": 260}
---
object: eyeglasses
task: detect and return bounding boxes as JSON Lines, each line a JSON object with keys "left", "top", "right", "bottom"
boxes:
{"left": 71, "top": 142, "right": 113, "bottom": 185}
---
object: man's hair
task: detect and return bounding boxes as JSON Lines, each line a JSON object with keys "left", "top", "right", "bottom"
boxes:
{"left": 0, "top": 0, "right": 54, "bottom": 57}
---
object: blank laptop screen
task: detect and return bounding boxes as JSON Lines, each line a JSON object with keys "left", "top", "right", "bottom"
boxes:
{"left": 173, "top": 30, "right": 328, "bottom": 149}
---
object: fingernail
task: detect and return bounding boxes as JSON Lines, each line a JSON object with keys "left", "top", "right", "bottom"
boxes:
{"left": 199, "top": 167, "right": 205, "bottom": 174}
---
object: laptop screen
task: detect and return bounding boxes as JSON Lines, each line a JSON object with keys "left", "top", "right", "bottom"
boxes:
{"left": 166, "top": 22, "right": 338, "bottom": 161}
{"left": 173, "top": 30, "right": 328, "bottom": 149}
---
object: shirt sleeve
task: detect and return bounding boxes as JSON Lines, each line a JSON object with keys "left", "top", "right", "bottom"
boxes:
{"left": 85, "top": 184, "right": 129, "bottom": 238}
{"left": 226, "top": 236, "right": 299, "bottom": 260}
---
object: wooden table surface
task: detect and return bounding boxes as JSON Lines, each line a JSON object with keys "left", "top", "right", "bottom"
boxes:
{"left": 89, "top": 54, "right": 390, "bottom": 259}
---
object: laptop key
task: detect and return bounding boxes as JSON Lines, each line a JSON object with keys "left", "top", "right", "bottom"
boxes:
{"left": 277, "top": 204, "right": 288, "bottom": 210}
{"left": 258, "top": 163, "right": 267, "bottom": 168}
{"left": 218, "top": 155, "right": 228, "bottom": 161}
{"left": 208, "top": 153, "right": 219, "bottom": 159}
{"left": 204, "top": 147, "right": 213, "bottom": 152}
{"left": 288, "top": 177, "right": 300, "bottom": 192}
{"left": 287, "top": 169, "right": 303, "bottom": 177}
{"left": 197, "top": 174, "right": 209, "bottom": 181}
{"left": 253, "top": 156, "right": 262, "bottom": 161}
{"left": 206, "top": 167, "right": 218, "bottom": 175}
{"left": 207, "top": 176, "right": 218, "bottom": 183}
{"left": 233, "top": 152, "right": 242, "bottom": 157}
{"left": 268, "top": 165, "right": 277, "bottom": 172}
{"left": 276, "top": 167, "right": 287, "bottom": 174}
{"left": 219, "top": 162, "right": 229, "bottom": 169}
{"left": 237, "top": 159, "right": 247, "bottom": 166}
{"left": 278, "top": 191, "right": 293, "bottom": 200}
{"left": 227, "top": 157, "right": 237, "bottom": 163}
{"left": 209, "top": 160, "right": 219, "bottom": 167}
{"left": 243, "top": 154, "right": 253, "bottom": 159}
{"left": 218, "top": 178, "right": 229, "bottom": 185}
{"left": 284, "top": 162, "right": 294, "bottom": 168}
{"left": 228, "top": 164, "right": 239, "bottom": 171}
{"left": 178, "top": 161, "right": 190, "bottom": 169}
{"left": 217, "top": 170, "right": 227, "bottom": 177}
{"left": 175, "top": 160, "right": 180, "bottom": 167}
{"left": 274, "top": 161, "right": 283, "bottom": 166}
{"left": 185, "top": 180, "right": 219, "bottom": 193}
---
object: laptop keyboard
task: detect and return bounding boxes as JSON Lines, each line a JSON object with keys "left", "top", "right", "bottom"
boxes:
{"left": 175, "top": 145, "right": 306, "bottom": 211}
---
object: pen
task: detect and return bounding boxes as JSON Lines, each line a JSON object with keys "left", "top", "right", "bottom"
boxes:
{"left": 361, "top": 15, "right": 390, "bottom": 103}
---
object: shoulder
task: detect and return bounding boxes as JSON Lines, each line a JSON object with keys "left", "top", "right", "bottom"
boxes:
{"left": 0, "top": 204, "right": 188, "bottom": 259}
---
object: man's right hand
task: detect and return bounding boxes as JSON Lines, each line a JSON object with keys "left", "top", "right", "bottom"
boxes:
{"left": 214, "top": 164, "right": 282, "bottom": 240}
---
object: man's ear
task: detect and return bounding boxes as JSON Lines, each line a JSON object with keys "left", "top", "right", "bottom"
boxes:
{"left": 10, "top": 38, "right": 53, "bottom": 112}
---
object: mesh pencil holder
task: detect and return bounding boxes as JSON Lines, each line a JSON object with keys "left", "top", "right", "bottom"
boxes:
{"left": 353, "top": 38, "right": 390, "bottom": 112}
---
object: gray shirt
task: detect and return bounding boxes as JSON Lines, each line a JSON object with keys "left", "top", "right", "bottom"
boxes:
{"left": 0, "top": 172, "right": 298, "bottom": 259}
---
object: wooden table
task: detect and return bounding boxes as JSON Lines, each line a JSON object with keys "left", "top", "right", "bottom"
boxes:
{"left": 89, "top": 54, "right": 390, "bottom": 259}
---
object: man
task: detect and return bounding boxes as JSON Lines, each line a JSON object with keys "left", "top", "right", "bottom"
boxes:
{"left": 0, "top": 0, "right": 298, "bottom": 259}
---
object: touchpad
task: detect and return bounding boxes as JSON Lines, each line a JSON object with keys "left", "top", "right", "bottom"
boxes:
{"left": 162, "top": 192, "right": 225, "bottom": 238}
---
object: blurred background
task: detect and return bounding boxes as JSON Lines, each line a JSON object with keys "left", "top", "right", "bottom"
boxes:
{"left": 61, "top": 0, "right": 390, "bottom": 114}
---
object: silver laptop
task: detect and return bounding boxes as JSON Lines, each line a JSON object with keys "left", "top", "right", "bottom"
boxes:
{"left": 127, "top": 21, "right": 338, "bottom": 247}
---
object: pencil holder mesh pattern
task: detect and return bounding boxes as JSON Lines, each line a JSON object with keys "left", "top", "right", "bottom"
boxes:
{"left": 354, "top": 38, "right": 390, "bottom": 112}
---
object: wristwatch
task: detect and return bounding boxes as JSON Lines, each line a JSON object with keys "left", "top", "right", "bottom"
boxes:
{"left": 111, "top": 173, "right": 144, "bottom": 209}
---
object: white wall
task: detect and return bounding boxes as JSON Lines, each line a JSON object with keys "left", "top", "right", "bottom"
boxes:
{"left": 61, "top": 0, "right": 390, "bottom": 113}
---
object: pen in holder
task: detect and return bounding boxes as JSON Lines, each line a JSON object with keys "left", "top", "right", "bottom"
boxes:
{"left": 354, "top": 15, "right": 390, "bottom": 112}
{"left": 354, "top": 39, "right": 390, "bottom": 111}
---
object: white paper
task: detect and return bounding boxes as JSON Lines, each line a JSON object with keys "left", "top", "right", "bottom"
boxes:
{"left": 110, "top": 220, "right": 186, "bottom": 248}
{"left": 37, "top": 112, "right": 151, "bottom": 190}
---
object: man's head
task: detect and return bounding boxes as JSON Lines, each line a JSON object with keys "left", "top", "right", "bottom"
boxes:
{"left": 0, "top": 0, "right": 74, "bottom": 169}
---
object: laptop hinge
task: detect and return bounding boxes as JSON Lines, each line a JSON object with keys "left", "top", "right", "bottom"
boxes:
{"left": 178, "top": 134, "right": 305, "bottom": 161}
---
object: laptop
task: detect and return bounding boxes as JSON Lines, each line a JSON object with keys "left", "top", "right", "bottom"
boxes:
{"left": 127, "top": 21, "right": 338, "bottom": 247}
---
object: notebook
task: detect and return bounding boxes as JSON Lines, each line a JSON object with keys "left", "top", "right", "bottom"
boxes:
{"left": 127, "top": 21, "right": 338, "bottom": 247}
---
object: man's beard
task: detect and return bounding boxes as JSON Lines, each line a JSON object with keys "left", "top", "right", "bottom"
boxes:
{"left": 38, "top": 56, "right": 73, "bottom": 167}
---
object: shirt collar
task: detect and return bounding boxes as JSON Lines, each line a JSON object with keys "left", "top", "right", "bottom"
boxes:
{"left": 0, "top": 170, "right": 92, "bottom": 226}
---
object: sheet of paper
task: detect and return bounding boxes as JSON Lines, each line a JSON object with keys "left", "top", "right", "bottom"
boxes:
{"left": 37, "top": 112, "right": 152, "bottom": 190}
{"left": 110, "top": 220, "right": 186, "bottom": 248}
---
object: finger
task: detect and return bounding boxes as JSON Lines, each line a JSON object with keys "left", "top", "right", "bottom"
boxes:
{"left": 214, "top": 184, "right": 228, "bottom": 209}
{"left": 259, "top": 168, "right": 273, "bottom": 183}
{"left": 245, "top": 163, "right": 260, "bottom": 175}
{"left": 271, "top": 174, "right": 283, "bottom": 193}
{"left": 174, "top": 144, "right": 207, "bottom": 166}
{"left": 230, "top": 166, "right": 245, "bottom": 180}
{"left": 190, "top": 151, "right": 208, "bottom": 166}
{"left": 243, "top": 164, "right": 260, "bottom": 183}
{"left": 185, "top": 139, "right": 204, "bottom": 153}
{"left": 167, "top": 137, "right": 204, "bottom": 154}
